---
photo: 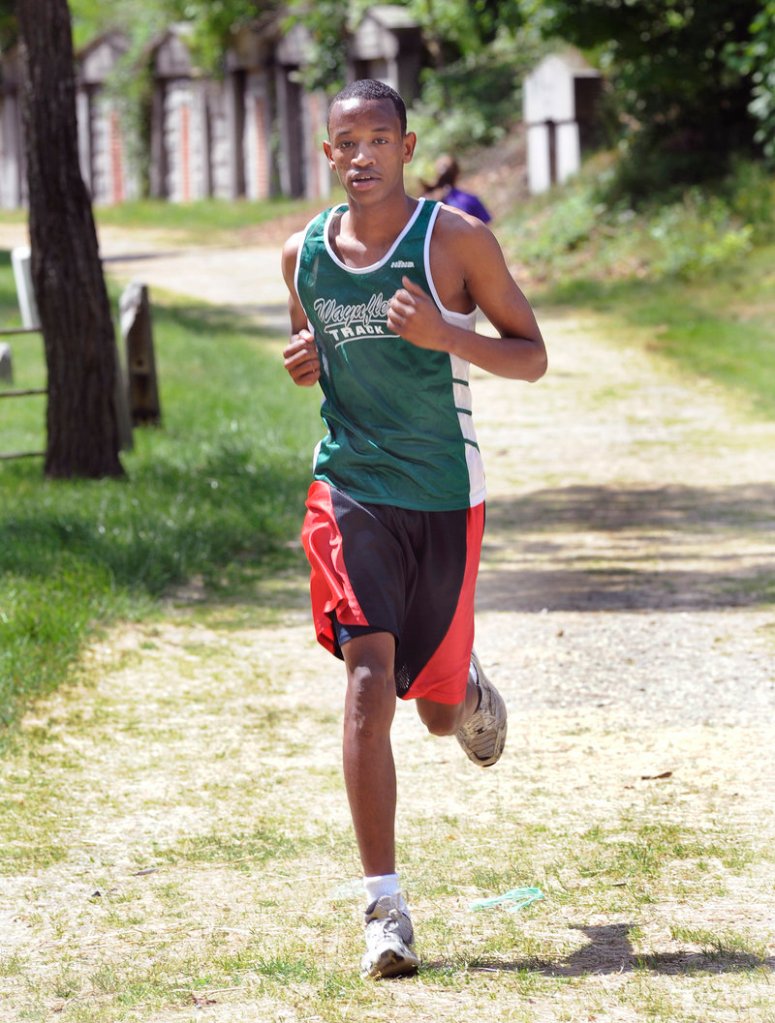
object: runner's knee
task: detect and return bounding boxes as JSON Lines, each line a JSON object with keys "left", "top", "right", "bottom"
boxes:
{"left": 344, "top": 662, "right": 396, "bottom": 739}
{"left": 416, "top": 699, "right": 465, "bottom": 736}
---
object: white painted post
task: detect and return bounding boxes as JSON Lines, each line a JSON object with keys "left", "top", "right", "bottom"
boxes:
{"left": 557, "top": 122, "right": 581, "bottom": 184}
{"left": 526, "top": 123, "right": 552, "bottom": 194}
{"left": 11, "top": 246, "right": 40, "bottom": 329}
{"left": 0, "top": 342, "right": 13, "bottom": 383}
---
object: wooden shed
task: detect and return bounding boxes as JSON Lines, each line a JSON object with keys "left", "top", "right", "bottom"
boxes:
{"left": 227, "top": 21, "right": 277, "bottom": 201}
{"left": 76, "top": 31, "right": 140, "bottom": 205}
{"left": 147, "top": 25, "right": 209, "bottom": 201}
{"left": 348, "top": 5, "right": 423, "bottom": 102}
{"left": 148, "top": 19, "right": 330, "bottom": 204}
{"left": 0, "top": 12, "right": 428, "bottom": 210}
{"left": 523, "top": 49, "right": 602, "bottom": 194}
{"left": 275, "top": 23, "right": 330, "bottom": 200}
{"left": 0, "top": 48, "right": 26, "bottom": 209}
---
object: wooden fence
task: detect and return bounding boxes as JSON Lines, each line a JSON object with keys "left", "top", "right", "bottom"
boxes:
{"left": 0, "top": 325, "right": 45, "bottom": 461}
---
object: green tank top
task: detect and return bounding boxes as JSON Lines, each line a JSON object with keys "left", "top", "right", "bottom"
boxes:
{"left": 295, "top": 197, "right": 485, "bottom": 511}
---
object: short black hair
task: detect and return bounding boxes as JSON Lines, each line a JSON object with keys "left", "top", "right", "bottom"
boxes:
{"left": 327, "top": 79, "right": 407, "bottom": 137}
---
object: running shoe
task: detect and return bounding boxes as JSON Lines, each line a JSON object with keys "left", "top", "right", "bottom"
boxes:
{"left": 455, "top": 651, "right": 507, "bottom": 767}
{"left": 361, "top": 894, "right": 420, "bottom": 979}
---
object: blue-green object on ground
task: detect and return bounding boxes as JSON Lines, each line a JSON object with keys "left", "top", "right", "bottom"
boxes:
{"left": 469, "top": 887, "right": 545, "bottom": 913}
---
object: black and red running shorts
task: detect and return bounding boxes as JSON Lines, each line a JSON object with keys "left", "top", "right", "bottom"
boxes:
{"left": 301, "top": 480, "right": 484, "bottom": 705}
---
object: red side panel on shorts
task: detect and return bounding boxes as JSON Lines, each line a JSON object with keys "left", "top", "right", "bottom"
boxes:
{"left": 301, "top": 480, "right": 369, "bottom": 656}
{"left": 407, "top": 502, "right": 484, "bottom": 705}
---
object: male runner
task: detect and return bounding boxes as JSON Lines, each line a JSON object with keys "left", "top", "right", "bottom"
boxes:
{"left": 281, "top": 79, "right": 546, "bottom": 979}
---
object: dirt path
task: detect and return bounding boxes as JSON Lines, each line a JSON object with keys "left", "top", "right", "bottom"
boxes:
{"left": 1, "top": 225, "right": 773, "bottom": 1022}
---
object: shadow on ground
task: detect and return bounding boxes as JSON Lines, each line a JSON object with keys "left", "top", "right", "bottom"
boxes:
{"left": 479, "top": 483, "right": 775, "bottom": 612}
{"left": 431, "top": 924, "right": 774, "bottom": 977}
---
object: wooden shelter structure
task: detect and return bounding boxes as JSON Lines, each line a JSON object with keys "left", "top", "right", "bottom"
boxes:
{"left": 348, "top": 5, "right": 423, "bottom": 102}
{"left": 76, "top": 31, "right": 140, "bottom": 205}
{"left": 523, "top": 49, "right": 602, "bottom": 194}
{"left": 0, "top": 6, "right": 429, "bottom": 209}
{"left": 0, "top": 48, "right": 25, "bottom": 209}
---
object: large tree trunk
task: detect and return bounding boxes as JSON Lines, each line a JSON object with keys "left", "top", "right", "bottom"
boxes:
{"left": 16, "top": 0, "right": 124, "bottom": 478}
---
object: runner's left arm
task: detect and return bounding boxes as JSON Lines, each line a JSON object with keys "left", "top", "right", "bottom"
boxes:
{"left": 386, "top": 217, "right": 547, "bottom": 382}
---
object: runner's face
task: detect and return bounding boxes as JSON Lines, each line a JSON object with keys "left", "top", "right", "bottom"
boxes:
{"left": 324, "top": 98, "right": 416, "bottom": 202}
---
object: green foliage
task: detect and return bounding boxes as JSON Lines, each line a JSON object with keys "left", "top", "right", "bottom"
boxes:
{"left": 721, "top": 158, "right": 775, "bottom": 242}
{"left": 286, "top": 0, "right": 535, "bottom": 100}
{"left": 284, "top": 0, "right": 349, "bottom": 96}
{"left": 168, "top": 0, "right": 278, "bottom": 72}
{"left": 503, "top": 158, "right": 771, "bottom": 284}
{"left": 409, "top": 26, "right": 547, "bottom": 158}
{"left": 515, "top": 188, "right": 603, "bottom": 265}
{"left": 543, "top": 0, "right": 767, "bottom": 196}
{"left": 401, "top": 0, "right": 525, "bottom": 56}
{"left": 646, "top": 193, "right": 753, "bottom": 279}
{"left": 0, "top": 1, "right": 17, "bottom": 50}
{"left": 502, "top": 162, "right": 775, "bottom": 419}
{"left": 724, "top": 1, "right": 775, "bottom": 164}
{"left": 71, "top": 0, "right": 279, "bottom": 71}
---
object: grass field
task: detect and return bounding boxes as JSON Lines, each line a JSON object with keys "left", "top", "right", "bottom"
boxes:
{"left": 1, "top": 627, "right": 772, "bottom": 1022}
{"left": 1, "top": 298, "right": 772, "bottom": 1020}
{"left": 0, "top": 196, "right": 324, "bottom": 245}
{"left": 2, "top": 199, "right": 774, "bottom": 739}
{"left": 535, "top": 244, "right": 775, "bottom": 420}
{"left": 0, "top": 255, "right": 322, "bottom": 743}
{"left": 1, "top": 193, "right": 773, "bottom": 1022}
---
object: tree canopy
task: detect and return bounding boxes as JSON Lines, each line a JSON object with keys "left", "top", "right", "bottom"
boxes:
{"left": 543, "top": 0, "right": 773, "bottom": 194}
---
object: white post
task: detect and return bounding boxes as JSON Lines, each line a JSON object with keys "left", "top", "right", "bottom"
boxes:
{"left": 557, "top": 122, "right": 581, "bottom": 184}
{"left": 11, "top": 246, "right": 40, "bottom": 329}
{"left": 0, "top": 342, "right": 13, "bottom": 383}
{"left": 526, "top": 124, "right": 551, "bottom": 194}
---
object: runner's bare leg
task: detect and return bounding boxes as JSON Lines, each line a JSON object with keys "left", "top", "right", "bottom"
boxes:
{"left": 341, "top": 632, "right": 398, "bottom": 876}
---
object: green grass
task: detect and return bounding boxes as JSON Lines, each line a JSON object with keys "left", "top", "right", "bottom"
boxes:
{"left": 95, "top": 196, "right": 322, "bottom": 242}
{"left": 0, "top": 256, "right": 322, "bottom": 743}
{"left": 532, "top": 244, "right": 775, "bottom": 419}
{"left": 501, "top": 161, "right": 775, "bottom": 420}
{"left": 2, "top": 190, "right": 773, "bottom": 1023}
{"left": 0, "top": 195, "right": 325, "bottom": 244}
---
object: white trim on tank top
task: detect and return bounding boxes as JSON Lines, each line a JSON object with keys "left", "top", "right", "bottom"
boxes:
{"left": 422, "top": 202, "right": 477, "bottom": 331}
{"left": 321, "top": 199, "right": 425, "bottom": 274}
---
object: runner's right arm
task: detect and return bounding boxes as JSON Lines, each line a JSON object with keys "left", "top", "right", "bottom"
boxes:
{"left": 281, "top": 233, "right": 320, "bottom": 388}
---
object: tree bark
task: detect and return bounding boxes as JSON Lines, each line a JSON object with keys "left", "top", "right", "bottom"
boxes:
{"left": 16, "top": 0, "right": 124, "bottom": 478}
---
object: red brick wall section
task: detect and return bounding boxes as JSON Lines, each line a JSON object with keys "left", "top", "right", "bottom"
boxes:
{"left": 110, "top": 109, "right": 124, "bottom": 204}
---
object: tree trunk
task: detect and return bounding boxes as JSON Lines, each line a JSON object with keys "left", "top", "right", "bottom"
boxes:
{"left": 16, "top": 0, "right": 124, "bottom": 478}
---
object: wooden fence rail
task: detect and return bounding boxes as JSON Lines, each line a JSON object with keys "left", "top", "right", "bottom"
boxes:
{"left": 0, "top": 325, "right": 46, "bottom": 461}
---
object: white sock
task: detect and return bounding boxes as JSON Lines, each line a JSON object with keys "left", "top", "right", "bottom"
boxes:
{"left": 364, "top": 873, "right": 406, "bottom": 911}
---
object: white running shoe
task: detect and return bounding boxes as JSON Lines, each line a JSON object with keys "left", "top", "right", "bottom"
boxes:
{"left": 361, "top": 894, "right": 420, "bottom": 979}
{"left": 455, "top": 651, "right": 507, "bottom": 767}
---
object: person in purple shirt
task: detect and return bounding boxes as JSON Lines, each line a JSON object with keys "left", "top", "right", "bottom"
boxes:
{"left": 421, "top": 154, "right": 492, "bottom": 223}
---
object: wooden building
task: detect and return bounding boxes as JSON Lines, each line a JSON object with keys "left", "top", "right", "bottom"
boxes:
{"left": 147, "top": 25, "right": 210, "bottom": 202}
{"left": 348, "top": 5, "right": 423, "bottom": 102}
{"left": 0, "top": 5, "right": 428, "bottom": 209}
{"left": 523, "top": 49, "right": 602, "bottom": 194}
{"left": 274, "top": 23, "right": 331, "bottom": 199}
{"left": 226, "top": 22, "right": 275, "bottom": 201}
{"left": 77, "top": 31, "right": 140, "bottom": 205}
{"left": 0, "top": 48, "right": 25, "bottom": 209}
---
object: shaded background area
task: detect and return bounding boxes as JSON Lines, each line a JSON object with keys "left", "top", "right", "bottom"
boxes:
{"left": 480, "top": 482, "right": 775, "bottom": 612}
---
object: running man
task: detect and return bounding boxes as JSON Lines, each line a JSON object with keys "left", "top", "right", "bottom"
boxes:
{"left": 281, "top": 79, "right": 547, "bottom": 979}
